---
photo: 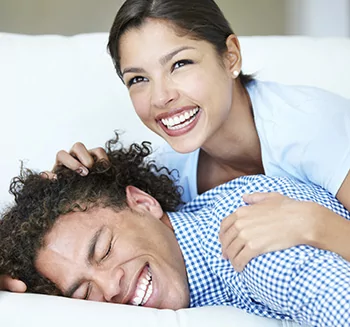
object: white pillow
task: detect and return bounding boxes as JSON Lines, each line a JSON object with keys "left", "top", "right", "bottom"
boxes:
{"left": 0, "top": 291, "right": 299, "bottom": 327}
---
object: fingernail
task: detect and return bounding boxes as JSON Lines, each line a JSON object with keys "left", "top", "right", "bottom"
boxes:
{"left": 76, "top": 167, "right": 89, "bottom": 176}
{"left": 39, "top": 172, "right": 48, "bottom": 179}
{"left": 39, "top": 172, "right": 57, "bottom": 180}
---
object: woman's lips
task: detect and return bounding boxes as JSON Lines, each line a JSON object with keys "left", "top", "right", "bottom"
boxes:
{"left": 158, "top": 107, "right": 201, "bottom": 137}
{"left": 160, "top": 107, "right": 199, "bottom": 129}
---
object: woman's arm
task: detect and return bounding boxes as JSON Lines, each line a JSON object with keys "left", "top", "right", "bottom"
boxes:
{"left": 337, "top": 171, "right": 350, "bottom": 211}
{"left": 311, "top": 171, "right": 350, "bottom": 260}
{"left": 219, "top": 177, "right": 350, "bottom": 272}
{"left": 0, "top": 275, "right": 26, "bottom": 292}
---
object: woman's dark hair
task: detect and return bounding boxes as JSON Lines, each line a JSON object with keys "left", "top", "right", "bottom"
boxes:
{"left": 108, "top": 0, "right": 253, "bottom": 85}
{"left": 0, "top": 132, "right": 183, "bottom": 295}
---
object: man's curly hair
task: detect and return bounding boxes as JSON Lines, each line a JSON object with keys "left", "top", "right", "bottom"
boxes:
{"left": 0, "top": 133, "right": 183, "bottom": 296}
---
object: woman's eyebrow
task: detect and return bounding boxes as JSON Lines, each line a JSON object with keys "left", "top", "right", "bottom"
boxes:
{"left": 159, "top": 46, "right": 195, "bottom": 66}
{"left": 121, "top": 45, "right": 195, "bottom": 77}
{"left": 122, "top": 67, "right": 146, "bottom": 77}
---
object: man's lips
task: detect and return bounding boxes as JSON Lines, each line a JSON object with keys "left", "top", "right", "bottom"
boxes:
{"left": 127, "top": 264, "right": 153, "bottom": 306}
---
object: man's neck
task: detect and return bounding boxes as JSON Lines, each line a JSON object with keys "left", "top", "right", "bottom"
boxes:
{"left": 160, "top": 212, "right": 174, "bottom": 231}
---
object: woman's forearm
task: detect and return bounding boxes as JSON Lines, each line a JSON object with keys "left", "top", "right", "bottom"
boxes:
{"left": 307, "top": 203, "right": 350, "bottom": 262}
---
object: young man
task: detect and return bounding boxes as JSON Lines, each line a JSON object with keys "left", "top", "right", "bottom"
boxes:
{"left": 0, "top": 135, "right": 349, "bottom": 327}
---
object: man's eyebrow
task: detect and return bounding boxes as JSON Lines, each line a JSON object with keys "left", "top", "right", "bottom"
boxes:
{"left": 64, "top": 279, "right": 84, "bottom": 298}
{"left": 87, "top": 227, "right": 104, "bottom": 264}
{"left": 121, "top": 46, "right": 195, "bottom": 77}
{"left": 64, "top": 227, "right": 104, "bottom": 298}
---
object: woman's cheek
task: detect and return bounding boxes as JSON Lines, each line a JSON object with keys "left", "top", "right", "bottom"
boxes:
{"left": 130, "top": 91, "right": 152, "bottom": 122}
{"left": 175, "top": 72, "right": 207, "bottom": 102}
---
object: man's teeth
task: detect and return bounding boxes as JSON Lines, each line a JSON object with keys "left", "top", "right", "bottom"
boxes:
{"left": 130, "top": 267, "right": 153, "bottom": 306}
{"left": 140, "top": 280, "right": 153, "bottom": 306}
{"left": 161, "top": 107, "right": 199, "bottom": 130}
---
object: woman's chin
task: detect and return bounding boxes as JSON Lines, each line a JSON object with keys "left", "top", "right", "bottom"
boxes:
{"left": 167, "top": 139, "right": 201, "bottom": 154}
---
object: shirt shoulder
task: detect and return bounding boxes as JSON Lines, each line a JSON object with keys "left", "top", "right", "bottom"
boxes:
{"left": 247, "top": 80, "right": 350, "bottom": 195}
{"left": 184, "top": 175, "right": 349, "bottom": 219}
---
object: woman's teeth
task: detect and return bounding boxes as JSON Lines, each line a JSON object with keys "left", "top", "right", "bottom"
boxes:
{"left": 161, "top": 107, "right": 199, "bottom": 130}
{"left": 130, "top": 266, "right": 153, "bottom": 306}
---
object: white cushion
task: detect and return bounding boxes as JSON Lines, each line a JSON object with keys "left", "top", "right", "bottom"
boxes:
{"left": 240, "top": 35, "right": 350, "bottom": 98}
{"left": 0, "top": 33, "right": 163, "bottom": 208}
{"left": 0, "top": 291, "right": 292, "bottom": 327}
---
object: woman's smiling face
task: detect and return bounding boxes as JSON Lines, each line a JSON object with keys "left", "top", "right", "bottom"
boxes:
{"left": 119, "top": 19, "right": 237, "bottom": 153}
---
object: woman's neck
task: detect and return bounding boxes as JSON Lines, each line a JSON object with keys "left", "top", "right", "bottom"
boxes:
{"left": 197, "top": 80, "right": 264, "bottom": 193}
{"left": 201, "top": 80, "right": 262, "bottom": 167}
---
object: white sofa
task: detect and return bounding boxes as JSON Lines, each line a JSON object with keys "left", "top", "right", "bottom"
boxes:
{"left": 0, "top": 32, "right": 349, "bottom": 326}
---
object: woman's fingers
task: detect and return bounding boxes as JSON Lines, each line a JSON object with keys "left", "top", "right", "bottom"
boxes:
{"left": 242, "top": 192, "right": 282, "bottom": 205}
{"left": 54, "top": 149, "right": 89, "bottom": 175}
{"left": 53, "top": 142, "right": 109, "bottom": 176}
{"left": 219, "top": 215, "right": 240, "bottom": 259}
{"left": 0, "top": 275, "right": 27, "bottom": 293}
{"left": 90, "top": 146, "right": 109, "bottom": 162}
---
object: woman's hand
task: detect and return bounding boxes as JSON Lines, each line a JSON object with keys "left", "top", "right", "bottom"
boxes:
{"left": 53, "top": 142, "right": 109, "bottom": 176}
{"left": 0, "top": 275, "right": 27, "bottom": 292}
{"left": 219, "top": 192, "right": 322, "bottom": 272}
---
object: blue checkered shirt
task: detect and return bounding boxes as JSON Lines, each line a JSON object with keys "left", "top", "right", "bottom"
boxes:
{"left": 167, "top": 175, "right": 350, "bottom": 327}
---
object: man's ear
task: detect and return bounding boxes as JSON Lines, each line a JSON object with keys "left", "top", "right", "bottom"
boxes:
{"left": 224, "top": 34, "right": 242, "bottom": 78}
{"left": 125, "top": 185, "right": 164, "bottom": 219}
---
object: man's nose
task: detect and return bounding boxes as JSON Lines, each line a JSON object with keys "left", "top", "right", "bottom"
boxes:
{"left": 95, "top": 267, "right": 125, "bottom": 303}
{"left": 151, "top": 77, "right": 178, "bottom": 108}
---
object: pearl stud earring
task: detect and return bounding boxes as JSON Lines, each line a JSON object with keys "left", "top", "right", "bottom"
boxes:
{"left": 233, "top": 70, "right": 239, "bottom": 77}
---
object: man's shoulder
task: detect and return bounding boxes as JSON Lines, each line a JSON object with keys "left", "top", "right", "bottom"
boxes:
{"left": 180, "top": 175, "right": 274, "bottom": 212}
{"left": 181, "top": 175, "right": 349, "bottom": 219}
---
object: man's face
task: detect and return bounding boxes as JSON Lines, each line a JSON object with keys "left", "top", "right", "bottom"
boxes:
{"left": 35, "top": 186, "right": 190, "bottom": 309}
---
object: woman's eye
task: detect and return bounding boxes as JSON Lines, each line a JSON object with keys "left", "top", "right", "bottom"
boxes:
{"left": 127, "top": 76, "right": 148, "bottom": 87}
{"left": 172, "top": 59, "right": 193, "bottom": 71}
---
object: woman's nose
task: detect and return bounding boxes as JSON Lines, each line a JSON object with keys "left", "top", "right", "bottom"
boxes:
{"left": 151, "top": 77, "right": 178, "bottom": 108}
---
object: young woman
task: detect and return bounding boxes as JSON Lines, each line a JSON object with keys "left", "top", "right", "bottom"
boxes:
{"left": 3, "top": 0, "right": 350, "bottom": 293}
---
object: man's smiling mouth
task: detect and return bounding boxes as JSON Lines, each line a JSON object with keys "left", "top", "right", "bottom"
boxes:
{"left": 129, "top": 265, "right": 153, "bottom": 306}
